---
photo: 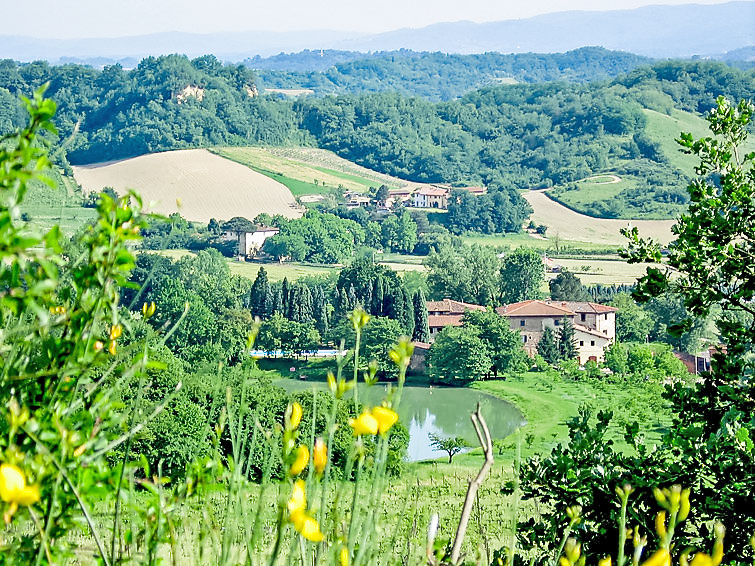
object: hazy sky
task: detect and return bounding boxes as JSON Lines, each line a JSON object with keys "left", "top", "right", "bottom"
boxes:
{"left": 1, "top": 0, "right": 737, "bottom": 38}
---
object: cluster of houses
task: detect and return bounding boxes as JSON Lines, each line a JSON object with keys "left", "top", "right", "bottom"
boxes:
{"left": 345, "top": 184, "right": 486, "bottom": 211}
{"left": 413, "top": 297, "right": 617, "bottom": 367}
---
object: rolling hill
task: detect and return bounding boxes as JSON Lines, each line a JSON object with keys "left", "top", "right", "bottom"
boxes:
{"left": 72, "top": 149, "right": 303, "bottom": 223}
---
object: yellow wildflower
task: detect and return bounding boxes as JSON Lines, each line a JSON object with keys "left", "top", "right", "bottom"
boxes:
{"left": 640, "top": 548, "right": 670, "bottom": 566}
{"left": 340, "top": 546, "right": 349, "bottom": 566}
{"left": 287, "top": 402, "right": 303, "bottom": 430}
{"left": 290, "top": 445, "right": 309, "bottom": 476}
{"left": 598, "top": 557, "right": 612, "bottom": 566}
{"left": 108, "top": 340, "right": 117, "bottom": 355}
{"left": 655, "top": 511, "right": 667, "bottom": 538}
{"left": 371, "top": 406, "right": 399, "bottom": 435}
{"left": 349, "top": 308, "right": 371, "bottom": 331}
{"left": 349, "top": 410, "right": 378, "bottom": 436}
{"left": 313, "top": 438, "right": 327, "bottom": 475}
{"left": 0, "top": 464, "right": 40, "bottom": 524}
{"left": 678, "top": 488, "right": 691, "bottom": 521}
{"left": 290, "top": 508, "right": 324, "bottom": 542}
{"left": 109, "top": 324, "right": 122, "bottom": 340}
{"left": 287, "top": 479, "right": 306, "bottom": 513}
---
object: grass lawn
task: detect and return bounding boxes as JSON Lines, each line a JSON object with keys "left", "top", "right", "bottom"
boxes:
{"left": 460, "top": 232, "right": 619, "bottom": 253}
{"left": 548, "top": 257, "right": 652, "bottom": 285}
{"left": 211, "top": 147, "right": 393, "bottom": 196}
{"left": 550, "top": 176, "right": 634, "bottom": 209}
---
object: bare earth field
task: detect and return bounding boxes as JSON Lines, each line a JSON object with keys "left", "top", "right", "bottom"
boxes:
{"left": 524, "top": 190, "right": 675, "bottom": 245}
{"left": 72, "top": 149, "right": 303, "bottom": 223}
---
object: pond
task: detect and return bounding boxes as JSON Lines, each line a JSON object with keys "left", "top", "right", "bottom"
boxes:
{"left": 275, "top": 380, "right": 525, "bottom": 462}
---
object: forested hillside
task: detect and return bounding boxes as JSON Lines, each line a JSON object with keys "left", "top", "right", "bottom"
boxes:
{"left": 0, "top": 55, "right": 752, "bottom": 217}
{"left": 253, "top": 47, "right": 652, "bottom": 101}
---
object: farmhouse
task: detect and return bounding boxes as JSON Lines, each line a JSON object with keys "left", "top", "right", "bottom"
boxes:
{"left": 222, "top": 216, "right": 279, "bottom": 257}
{"left": 426, "top": 299, "right": 486, "bottom": 340}
{"left": 412, "top": 187, "right": 449, "bottom": 209}
{"left": 496, "top": 299, "right": 616, "bottom": 364}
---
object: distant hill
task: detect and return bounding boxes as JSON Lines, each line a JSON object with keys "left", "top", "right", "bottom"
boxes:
{"left": 0, "top": 2, "right": 752, "bottom": 63}
{"left": 334, "top": 2, "right": 754, "bottom": 58}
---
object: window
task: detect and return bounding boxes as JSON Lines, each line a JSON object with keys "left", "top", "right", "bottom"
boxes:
{"left": 580, "top": 313, "right": 586, "bottom": 321}
{"left": 579, "top": 341, "right": 584, "bottom": 346}
{"left": 522, "top": 335, "right": 528, "bottom": 343}
{"left": 591, "top": 340, "right": 595, "bottom": 346}
{"left": 520, "top": 320, "right": 525, "bottom": 327}
{"left": 554, "top": 319, "right": 560, "bottom": 326}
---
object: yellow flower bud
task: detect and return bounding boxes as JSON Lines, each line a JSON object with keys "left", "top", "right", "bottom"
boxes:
{"left": 598, "top": 557, "right": 612, "bottom": 566}
{"left": 108, "top": 340, "right": 117, "bottom": 355}
{"left": 287, "top": 479, "right": 306, "bottom": 513}
{"left": 678, "top": 488, "right": 691, "bottom": 521}
{"left": 327, "top": 372, "right": 337, "bottom": 395}
{"left": 290, "top": 445, "right": 309, "bottom": 477}
{"left": 287, "top": 402, "right": 303, "bottom": 430}
{"left": 641, "top": 549, "right": 670, "bottom": 566}
{"left": 559, "top": 558, "right": 570, "bottom": 566}
{"left": 653, "top": 487, "right": 668, "bottom": 510}
{"left": 290, "top": 508, "right": 323, "bottom": 542}
{"left": 689, "top": 554, "right": 714, "bottom": 566}
{"left": 109, "top": 324, "right": 122, "bottom": 340}
{"left": 313, "top": 438, "right": 327, "bottom": 475}
{"left": 147, "top": 301, "right": 156, "bottom": 317}
{"left": 371, "top": 406, "right": 399, "bottom": 435}
{"left": 340, "top": 547, "right": 349, "bottom": 566}
{"left": 655, "top": 511, "right": 667, "bottom": 538}
{"left": 349, "top": 410, "right": 378, "bottom": 436}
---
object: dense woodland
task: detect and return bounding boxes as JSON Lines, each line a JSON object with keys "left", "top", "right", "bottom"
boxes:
{"left": 0, "top": 55, "right": 753, "bottom": 220}
{"left": 252, "top": 47, "right": 653, "bottom": 100}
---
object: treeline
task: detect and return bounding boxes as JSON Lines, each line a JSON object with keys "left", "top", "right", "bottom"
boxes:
{"left": 0, "top": 56, "right": 752, "bottom": 213}
{"left": 253, "top": 47, "right": 652, "bottom": 101}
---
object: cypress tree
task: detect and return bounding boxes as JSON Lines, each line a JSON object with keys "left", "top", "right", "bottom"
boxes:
{"left": 400, "top": 286, "right": 415, "bottom": 336}
{"left": 250, "top": 267, "right": 270, "bottom": 319}
{"left": 338, "top": 287, "right": 349, "bottom": 317}
{"left": 299, "top": 284, "right": 313, "bottom": 323}
{"left": 372, "top": 276, "right": 384, "bottom": 316}
{"left": 537, "top": 326, "right": 559, "bottom": 364}
{"left": 313, "top": 287, "right": 329, "bottom": 337}
{"left": 558, "top": 317, "right": 578, "bottom": 361}
{"left": 347, "top": 284, "right": 358, "bottom": 312}
{"left": 272, "top": 286, "right": 283, "bottom": 316}
{"left": 281, "top": 277, "right": 291, "bottom": 317}
{"left": 263, "top": 286, "right": 275, "bottom": 318}
{"left": 412, "top": 289, "right": 430, "bottom": 342}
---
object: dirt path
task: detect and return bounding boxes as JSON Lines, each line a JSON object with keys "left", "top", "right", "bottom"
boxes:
{"left": 73, "top": 149, "right": 303, "bottom": 223}
{"left": 524, "top": 190, "right": 675, "bottom": 245}
{"left": 584, "top": 174, "right": 622, "bottom": 184}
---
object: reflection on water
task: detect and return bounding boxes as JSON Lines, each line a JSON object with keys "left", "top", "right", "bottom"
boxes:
{"left": 275, "top": 380, "right": 525, "bottom": 461}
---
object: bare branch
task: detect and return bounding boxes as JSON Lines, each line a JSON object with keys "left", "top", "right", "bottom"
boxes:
{"left": 449, "top": 403, "right": 494, "bottom": 565}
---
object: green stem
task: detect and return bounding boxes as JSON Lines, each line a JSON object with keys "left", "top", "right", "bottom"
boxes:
{"left": 617, "top": 493, "right": 629, "bottom": 566}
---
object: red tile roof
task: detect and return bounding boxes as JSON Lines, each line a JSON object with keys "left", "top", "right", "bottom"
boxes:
{"left": 414, "top": 187, "right": 448, "bottom": 197}
{"left": 426, "top": 299, "right": 486, "bottom": 315}
{"left": 574, "top": 324, "right": 613, "bottom": 339}
{"left": 559, "top": 301, "right": 617, "bottom": 313}
{"left": 428, "top": 314, "right": 464, "bottom": 328}
{"left": 497, "top": 300, "right": 574, "bottom": 317}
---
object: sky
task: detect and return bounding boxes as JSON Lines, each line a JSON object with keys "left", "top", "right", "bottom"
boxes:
{"left": 0, "top": 0, "right": 739, "bottom": 38}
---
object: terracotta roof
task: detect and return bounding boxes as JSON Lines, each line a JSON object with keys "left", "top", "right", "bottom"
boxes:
{"left": 457, "top": 186, "right": 487, "bottom": 194}
{"left": 559, "top": 301, "right": 617, "bottom": 313}
{"left": 428, "top": 314, "right": 464, "bottom": 328}
{"left": 574, "top": 324, "right": 612, "bottom": 340}
{"left": 497, "top": 300, "right": 574, "bottom": 317}
{"left": 254, "top": 225, "right": 279, "bottom": 233}
{"left": 412, "top": 341, "right": 432, "bottom": 350}
{"left": 414, "top": 187, "right": 448, "bottom": 197}
{"left": 426, "top": 299, "right": 486, "bottom": 315}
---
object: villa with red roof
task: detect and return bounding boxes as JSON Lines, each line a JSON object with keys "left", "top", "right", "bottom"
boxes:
{"left": 425, "top": 299, "right": 486, "bottom": 340}
{"left": 496, "top": 300, "right": 617, "bottom": 364}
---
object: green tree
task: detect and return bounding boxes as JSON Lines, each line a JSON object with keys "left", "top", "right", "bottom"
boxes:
{"left": 622, "top": 97, "right": 755, "bottom": 553}
{"left": 499, "top": 248, "right": 545, "bottom": 303}
{"left": 548, "top": 269, "right": 590, "bottom": 301}
{"left": 609, "top": 292, "right": 653, "bottom": 342}
{"left": 536, "top": 326, "right": 560, "bottom": 364}
{"left": 428, "top": 433, "right": 468, "bottom": 463}
{"left": 428, "top": 326, "right": 491, "bottom": 385}
{"left": 250, "top": 266, "right": 270, "bottom": 319}
{"left": 412, "top": 289, "right": 430, "bottom": 342}
{"left": 557, "top": 317, "right": 578, "bottom": 361}
{"left": 603, "top": 341, "right": 629, "bottom": 374}
{"left": 462, "top": 309, "right": 529, "bottom": 378}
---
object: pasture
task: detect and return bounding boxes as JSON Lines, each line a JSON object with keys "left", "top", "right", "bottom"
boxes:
{"left": 211, "top": 146, "right": 406, "bottom": 196}
{"left": 72, "top": 149, "right": 303, "bottom": 223}
{"left": 523, "top": 189, "right": 675, "bottom": 245}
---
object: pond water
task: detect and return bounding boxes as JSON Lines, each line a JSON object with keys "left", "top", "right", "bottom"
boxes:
{"left": 275, "top": 380, "right": 525, "bottom": 462}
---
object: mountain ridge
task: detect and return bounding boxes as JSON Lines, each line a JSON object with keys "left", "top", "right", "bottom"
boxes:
{"left": 1, "top": 2, "right": 752, "bottom": 64}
